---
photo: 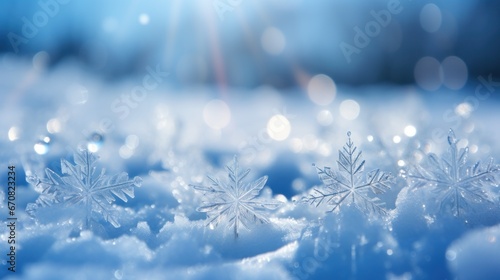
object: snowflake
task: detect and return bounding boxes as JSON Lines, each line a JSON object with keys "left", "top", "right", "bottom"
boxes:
{"left": 405, "top": 129, "right": 499, "bottom": 216}
{"left": 190, "top": 156, "right": 280, "bottom": 238}
{"left": 26, "top": 149, "right": 142, "bottom": 228}
{"left": 303, "top": 132, "right": 393, "bottom": 215}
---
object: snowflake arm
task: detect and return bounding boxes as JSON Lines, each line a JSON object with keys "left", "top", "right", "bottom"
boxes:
{"left": 26, "top": 149, "right": 142, "bottom": 228}
{"left": 303, "top": 132, "right": 393, "bottom": 216}
{"left": 191, "top": 156, "right": 280, "bottom": 238}
{"left": 405, "top": 129, "right": 499, "bottom": 216}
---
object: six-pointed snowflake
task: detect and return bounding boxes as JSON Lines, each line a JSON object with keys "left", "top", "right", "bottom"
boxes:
{"left": 26, "top": 149, "right": 142, "bottom": 228}
{"left": 303, "top": 132, "right": 394, "bottom": 215}
{"left": 190, "top": 156, "right": 280, "bottom": 238}
{"left": 405, "top": 129, "right": 499, "bottom": 216}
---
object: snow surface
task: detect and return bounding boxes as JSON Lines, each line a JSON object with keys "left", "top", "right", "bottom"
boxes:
{"left": 1, "top": 59, "right": 500, "bottom": 279}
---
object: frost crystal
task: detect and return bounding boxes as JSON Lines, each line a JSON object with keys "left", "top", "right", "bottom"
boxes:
{"left": 26, "top": 149, "right": 142, "bottom": 228}
{"left": 191, "top": 156, "right": 280, "bottom": 238}
{"left": 304, "top": 132, "right": 393, "bottom": 215}
{"left": 405, "top": 129, "right": 499, "bottom": 216}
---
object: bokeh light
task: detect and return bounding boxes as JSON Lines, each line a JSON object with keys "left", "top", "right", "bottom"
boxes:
{"left": 34, "top": 136, "right": 51, "bottom": 155}
{"left": 32, "top": 51, "right": 50, "bottom": 70}
{"left": 316, "top": 109, "right": 333, "bottom": 126}
{"left": 125, "top": 134, "right": 140, "bottom": 149}
{"left": 441, "top": 56, "right": 468, "bottom": 90}
{"left": 87, "top": 133, "right": 104, "bottom": 153}
{"left": 414, "top": 56, "right": 442, "bottom": 91}
{"left": 46, "top": 118, "right": 62, "bottom": 134}
{"left": 138, "top": 13, "right": 150, "bottom": 25}
{"left": 267, "top": 114, "right": 291, "bottom": 141}
{"left": 404, "top": 125, "right": 417, "bottom": 137}
{"left": 307, "top": 74, "right": 336, "bottom": 106}
{"left": 8, "top": 127, "right": 21, "bottom": 141}
{"left": 261, "top": 27, "right": 286, "bottom": 55}
{"left": 339, "top": 99, "right": 360, "bottom": 120}
{"left": 290, "top": 138, "right": 303, "bottom": 153}
{"left": 455, "top": 102, "right": 473, "bottom": 118}
{"left": 203, "top": 99, "right": 231, "bottom": 130}
{"left": 420, "top": 4, "right": 442, "bottom": 33}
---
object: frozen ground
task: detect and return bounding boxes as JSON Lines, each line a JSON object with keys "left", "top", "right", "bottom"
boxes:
{"left": 1, "top": 59, "right": 500, "bottom": 279}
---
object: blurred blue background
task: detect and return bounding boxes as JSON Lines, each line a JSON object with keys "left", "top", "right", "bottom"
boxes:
{"left": 1, "top": 3, "right": 500, "bottom": 279}
{"left": 1, "top": 0, "right": 499, "bottom": 89}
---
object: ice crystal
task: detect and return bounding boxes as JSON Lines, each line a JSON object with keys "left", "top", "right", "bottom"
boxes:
{"left": 26, "top": 149, "right": 142, "bottom": 228}
{"left": 405, "top": 129, "right": 499, "bottom": 216}
{"left": 303, "top": 132, "right": 393, "bottom": 215}
{"left": 191, "top": 156, "right": 280, "bottom": 238}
